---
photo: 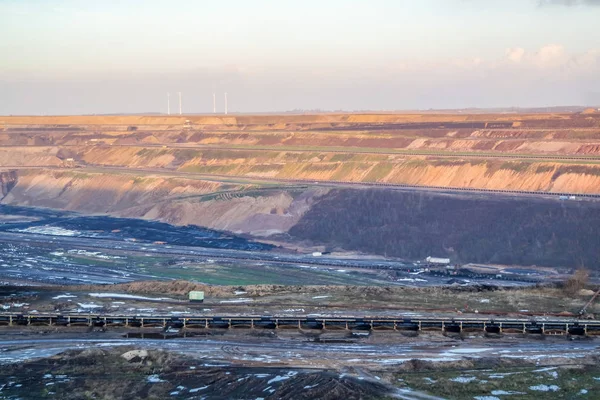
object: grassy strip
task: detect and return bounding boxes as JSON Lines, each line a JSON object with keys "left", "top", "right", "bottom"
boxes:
{"left": 395, "top": 365, "right": 600, "bottom": 399}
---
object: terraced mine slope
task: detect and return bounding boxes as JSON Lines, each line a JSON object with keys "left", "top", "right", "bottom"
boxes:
{"left": 1, "top": 112, "right": 599, "bottom": 268}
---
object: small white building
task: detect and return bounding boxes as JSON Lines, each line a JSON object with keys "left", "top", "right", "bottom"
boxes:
{"left": 426, "top": 256, "right": 451, "bottom": 265}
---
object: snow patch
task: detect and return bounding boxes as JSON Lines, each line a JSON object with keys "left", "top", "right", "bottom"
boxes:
{"left": 533, "top": 367, "right": 558, "bottom": 372}
{"left": 220, "top": 298, "right": 253, "bottom": 303}
{"left": 450, "top": 376, "right": 477, "bottom": 383}
{"left": 444, "top": 348, "right": 490, "bottom": 355}
{"left": 147, "top": 375, "right": 164, "bottom": 383}
{"left": 16, "top": 226, "right": 80, "bottom": 236}
{"left": 189, "top": 386, "right": 209, "bottom": 393}
{"left": 76, "top": 303, "right": 101, "bottom": 309}
{"left": 491, "top": 390, "right": 524, "bottom": 395}
{"left": 89, "top": 293, "right": 172, "bottom": 301}
{"left": 52, "top": 294, "right": 77, "bottom": 300}
{"left": 529, "top": 384, "right": 560, "bottom": 392}
{"left": 267, "top": 371, "right": 297, "bottom": 384}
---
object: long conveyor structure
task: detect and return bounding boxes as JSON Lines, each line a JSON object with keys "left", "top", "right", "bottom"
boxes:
{"left": 1, "top": 313, "right": 599, "bottom": 336}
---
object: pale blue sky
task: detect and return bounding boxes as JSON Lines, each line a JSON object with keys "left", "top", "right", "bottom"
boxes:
{"left": 1, "top": 0, "right": 599, "bottom": 113}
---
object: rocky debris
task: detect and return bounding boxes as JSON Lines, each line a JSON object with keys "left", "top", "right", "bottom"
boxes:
{"left": 121, "top": 349, "right": 149, "bottom": 363}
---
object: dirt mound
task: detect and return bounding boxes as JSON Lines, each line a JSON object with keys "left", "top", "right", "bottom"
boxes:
{"left": 0, "top": 347, "right": 393, "bottom": 400}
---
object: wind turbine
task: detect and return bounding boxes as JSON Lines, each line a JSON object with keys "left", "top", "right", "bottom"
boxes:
{"left": 167, "top": 93, "right": 171, "bottom": 115}
{"left": 178, "top": 92, "right": 182, "bottom": 115}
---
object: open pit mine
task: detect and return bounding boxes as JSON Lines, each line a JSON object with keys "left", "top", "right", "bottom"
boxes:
{"left": 1, "top": 112, "right": 600, "bottom": 399}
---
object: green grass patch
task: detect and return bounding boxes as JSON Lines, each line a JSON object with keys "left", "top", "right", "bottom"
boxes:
{"left": 329, "top": 162, "right": 360, "bottom": 180}
{"left": 363, "top": 163, "right": 394, "bottom": 182}
{"left": 395, "top": 365, "right": 600, "bottom": 399}
{"left": 429, "top": 159, "right": 472, "bottom": 167}
{"left": 145, "top": 263, "right": 389, "bottom": 286}
{"left": 59, "top": 254, "right": 123, "bottom": 267}
{"left": 498, "top": 161, "right": 533, "bottom": 173}
{"left": 553, "top": 165, "right": 600, "bottom": 179}
{"left": 179, "top": 164, "right": 238, "bottom": 174}
{"left": 248, "top": 164, "right": 280, "bottom": 173}
{"left": 330, "top": 153, "right": 355, "bottom": 162}
{"left": 403, "top": 159, "right": 429, "bottom": 168}
{"left": 535, "top": 165, "right": 555, "bottom": 174}
{"left": 301, "top": 163, "right": 340, "bottom": 173}
{"left": 136, "top": 148, "right": 169, "bottom": 158}
{"left": 202, "top": 149, "right": 267, "bottom": 160}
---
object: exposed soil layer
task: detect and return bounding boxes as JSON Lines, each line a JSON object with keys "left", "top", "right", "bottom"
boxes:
{"left": 289, "top": 189, "right": 600, "bottom": 268}
{"left": 2, "top": 112, "right": 600, "bottom": 194}
{"left": 1, "top": 111, "right": 599, "bottom": 127}
{"left": 1, "top": 169, "right": 227, "bottom": 214}
{"left": 0, "top": 169, "right": 326, "bottom": 235}
{"left": 2, "top": 112, "right": 600, "bottom": 155}
{"left": 0, "top": 347, "right": 392, "bottom": 400}
{"left": 68, "top": 146, "right": 600, "bottom": 194}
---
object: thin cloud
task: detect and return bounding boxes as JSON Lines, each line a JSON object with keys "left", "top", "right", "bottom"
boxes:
{"left": 538, "top": 0, "right": 600, "bottom": 6}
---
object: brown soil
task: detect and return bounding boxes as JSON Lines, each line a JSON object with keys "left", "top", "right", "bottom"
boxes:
{"left": 49, "top": 281, "right": 597, "bottom": 316}
{"left": 62, "top": 146, "right": 600, "bottom": 193}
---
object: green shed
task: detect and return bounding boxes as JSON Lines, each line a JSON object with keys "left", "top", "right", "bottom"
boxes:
{"left": 188, "top": 291, "right": 204, "bottom": 302}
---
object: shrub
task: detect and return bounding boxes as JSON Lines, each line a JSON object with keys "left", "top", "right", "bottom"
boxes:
{"left": 563, "top": 268, "right": 590, "bottom": 296}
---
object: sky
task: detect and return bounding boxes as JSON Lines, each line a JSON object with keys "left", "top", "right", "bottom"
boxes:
{"left": 1, "top": 0, "right": 600, "bottom": 114}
